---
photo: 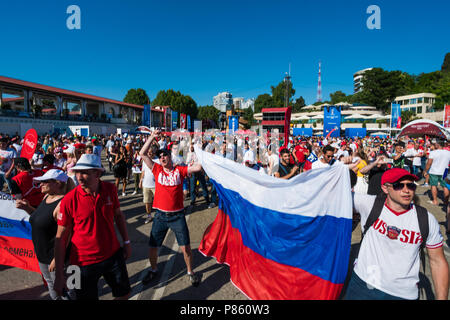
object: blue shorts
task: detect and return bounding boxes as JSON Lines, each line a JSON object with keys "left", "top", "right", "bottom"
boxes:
{"left": 183, "top": 178, "right": 189, "bottom": 191}
{"left": 148, "top": 209, "right": 190, "bottom": 247}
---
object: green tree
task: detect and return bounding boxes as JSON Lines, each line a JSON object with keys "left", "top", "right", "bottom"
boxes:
{"left": 271, "top": 80, "right": 295, "bottom": 108}
{"left": 123, "top": 88, "right": 150, "bottom": 105}
{"left": 358, "top": 68, "right": 407, "bottom": 112}
{"left": 441, "top": 53, "right": 450, "bottom": 73}
{"left": 254, "top": 93, "right": 273, "bottom": 113}
{"left": 329, "top": 91, "right": 348, "bottom": 104}
{"left": 292, "top": 96, "right": 305, "bottom": 112}
{"left": 197, "top": 105, "right": 220, "bottom": 125}
{"left": 242, "top": 107, "right": 254, "bottom": 129}
{"left": 152, "top": 89, "right": 198, "bottom": 119}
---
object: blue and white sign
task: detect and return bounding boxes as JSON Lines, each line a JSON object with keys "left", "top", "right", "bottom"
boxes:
{"left": 323, "top": 106, "right": 341, "bottom": 137}
{"left": 229, "top": 115, "right": 239, "bottom": 134}
{"left": 172, "top": 111, "right": 178, "bottom": 130}
{"left": 391, "top": 103, "right": 401, "bottom": 128}
{"left": 187, "top": 115, "right": 192, "bottom": 131}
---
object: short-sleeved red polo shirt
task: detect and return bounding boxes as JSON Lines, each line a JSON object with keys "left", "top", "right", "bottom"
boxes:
{"left": 58, "top": 181, "right": 121, "bottom": 266}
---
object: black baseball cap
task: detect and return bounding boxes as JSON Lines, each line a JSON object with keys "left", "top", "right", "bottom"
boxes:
{"left": 156, "top": 149, "right": 170, "bottom": 158}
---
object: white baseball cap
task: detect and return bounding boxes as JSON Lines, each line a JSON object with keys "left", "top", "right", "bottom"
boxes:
{"left": 34, "top": 169, "right": 69, "bottom": 183}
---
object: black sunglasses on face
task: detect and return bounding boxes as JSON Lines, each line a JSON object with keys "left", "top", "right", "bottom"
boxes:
{"left": 388, "top": 182, "right": 417, "bottom": 191}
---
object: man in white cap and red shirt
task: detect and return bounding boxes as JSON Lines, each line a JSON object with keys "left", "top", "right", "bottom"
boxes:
{"left": 54, "top": 154, "right": 132, "bottom": 300}
{"left": 346, "top": 168, "right": 448, "bottom": 300}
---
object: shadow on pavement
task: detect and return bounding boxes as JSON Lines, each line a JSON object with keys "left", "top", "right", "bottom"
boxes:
{"left": 0, "top": 285, "right": 48, "bottom": 300}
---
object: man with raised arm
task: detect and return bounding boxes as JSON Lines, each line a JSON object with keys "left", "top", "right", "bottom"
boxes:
{"left": 139, "top": 130, "right": 203, "bottom": 287}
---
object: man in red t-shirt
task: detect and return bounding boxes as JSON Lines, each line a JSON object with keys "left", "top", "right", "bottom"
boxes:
{"left": 54, "top": 154, "right": 131, "bottom": 300}
{"left": 139, "top": 129, "right": 203, "bottom": 287}
{"left": 10, "top": 157, "right": 44, "bottom": 208}
{"left": 293, "top": 139, "right": 309, "bottom": 171}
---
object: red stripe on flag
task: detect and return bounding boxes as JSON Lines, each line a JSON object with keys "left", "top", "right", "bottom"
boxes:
{"left": 199, "top": 210, "right": 343, "bottom": 300}
{"left": 0, "top": 236, "right": 40, "bottom": 273}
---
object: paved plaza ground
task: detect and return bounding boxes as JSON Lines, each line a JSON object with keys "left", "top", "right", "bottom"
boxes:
{"left": 0, "top": 155, "right": 449, "bottom": 300}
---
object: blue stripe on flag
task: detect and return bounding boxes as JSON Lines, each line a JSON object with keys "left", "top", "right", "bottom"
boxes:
{"left": 0, "top": 217, "right": 32, "bottom": 240}
{"left": 212, "top": 179, "right": 352, "bottom": 284}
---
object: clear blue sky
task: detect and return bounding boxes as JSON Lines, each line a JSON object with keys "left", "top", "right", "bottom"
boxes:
{"left": 0, "top": 0, "right": 448, "bottom": 107}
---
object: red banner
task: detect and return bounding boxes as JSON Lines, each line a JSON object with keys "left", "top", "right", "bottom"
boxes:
{"left": 444, "top": 105, "right": 450, "bottom": 128}
{"left": 20, "top": 129, "right": 38, "bottom": 160}
{"left": 283, "top": 106, "right": 292, "bottom": 147}
{"left": 180, "top": 113, "right": 187, "bottom": 129}
{"left": 396, "top": 116, "right": 402, "bottom": 129}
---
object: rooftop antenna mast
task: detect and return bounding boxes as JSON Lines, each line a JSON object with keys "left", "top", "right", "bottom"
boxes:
{"left": 317, "top": 60, "right": 322, "bottom": 103}
{"left": 284, "top": 63, "right": 292, "bottom": 108}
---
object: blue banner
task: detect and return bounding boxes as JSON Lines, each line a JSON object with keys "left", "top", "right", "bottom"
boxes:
{"left": 143, "top": 104, "right": 151, "bottom": 127}
{"left": 229, "top": 115, "right": 239, "bottom": 134}
{"left": 391, "top": 103, "right": 401, "bottom": 128}
{"left": 172, "top": 111, "right": 178, "bottom": 130}
{"left": 345, "top": 128, "right": 366, "bottom": 138}
{"left": 293, "top": 128, "right": 313, "bottom": 137}
{"left": 323, "top": 106, "right": 341, "bottom": 137}
{"left": 187, "top": 115, "right": 191, "bottom": 131}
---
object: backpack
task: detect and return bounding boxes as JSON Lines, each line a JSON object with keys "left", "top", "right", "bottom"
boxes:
{"left": 359, "top": 193, "right": 429, "bottom": 297}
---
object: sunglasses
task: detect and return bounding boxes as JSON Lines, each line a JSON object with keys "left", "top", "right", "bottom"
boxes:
{"left": 387, "top": 182, "right": 417, "bottom": 191}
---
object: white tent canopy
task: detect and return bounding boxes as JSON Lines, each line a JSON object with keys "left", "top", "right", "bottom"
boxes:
{"left": 364, "top": 114, "right": 384, "bottom": 119}
{"left": 311, "top": 114, "right": 324, "bottom": 119}
{"left": 292, "top": 115, "right": 312, "bottom": 120}
{"left": 344, "top": 113, "right": 369, "bottom": 120}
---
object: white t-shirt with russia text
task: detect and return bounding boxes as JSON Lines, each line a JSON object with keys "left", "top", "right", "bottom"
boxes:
{"left": 353, "top": 193, "right": 443, "bottom": 300}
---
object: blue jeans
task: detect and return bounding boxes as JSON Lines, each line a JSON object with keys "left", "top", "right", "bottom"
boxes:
{"left": 344, "top": 271, "right": 409, "bottom": 300}
{"left": 149, "top": 210, "right": 190, "bottom": 247}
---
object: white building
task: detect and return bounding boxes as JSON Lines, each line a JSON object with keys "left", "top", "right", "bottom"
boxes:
{"left": 213, "top": 92, "right": 233, "bottom": 112}
{"left": 353, "top": 68, "right": 373, "bottom": 93}
{"left": 242, "top": 98, "right": 255, "bottom": 111}
{"left": 233, "top": 97, "right": 244, "bottom": 109}
{"left": 393, "top": 93, "right": 442, "bottom": 122}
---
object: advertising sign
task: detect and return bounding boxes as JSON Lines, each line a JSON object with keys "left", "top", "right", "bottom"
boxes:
{"left": 323, "top": 106, "right": 341, "bottom": 138}
{"left": 143, "top": 104, "right": 152, "bottom": 127}
{"left": 180, "top": 113, "right": 187, "bottom": 129}
{"left": 391, "top": 103, "right": 402, "bottom": 128}
{"left": 187, "top": 115, "right": 192, "bottom": 131}
{"left": 172, "top": 111, "right": 178, "bottom": 130}
{"left": 444, "top": 105, "right": 450, "bottom": 128}
{"left": 20, "top": 129, "right": 38, "bottom": 160}
{"left": 228, "top": 115, "right": 239, "bottom": 134}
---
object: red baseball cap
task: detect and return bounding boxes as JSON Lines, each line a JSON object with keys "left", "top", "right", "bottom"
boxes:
{"left": 381, "top": 168, "right": 419, "bottom": 185}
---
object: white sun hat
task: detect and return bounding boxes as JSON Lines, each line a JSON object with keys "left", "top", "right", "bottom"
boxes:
{"left": 33, "top": 169, "right": 69, "bottom": 183}
{"left": 70, "top": 154, "right": 105, "bottom": 172}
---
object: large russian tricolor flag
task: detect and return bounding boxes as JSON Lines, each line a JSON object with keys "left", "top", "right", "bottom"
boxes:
{"left": 196, "top": 147, "right": 353, "bottom": 300}
{"left": 0, "top": 193, "right": 40, "bottom": 273}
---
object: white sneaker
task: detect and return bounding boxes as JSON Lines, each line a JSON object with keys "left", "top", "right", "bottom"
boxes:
{"left": 122, "top": 192, "right": 126, "bottom": 196}
{"left": 131, "top": 191, "right": 137, "bottom": 196}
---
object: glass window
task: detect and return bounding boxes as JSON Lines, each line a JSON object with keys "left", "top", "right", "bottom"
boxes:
{"left": 417, "top": 98, "right": 423, "bottom": 103}
{"left": 417, "top": 106, "right": 422, "bottom": 113}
